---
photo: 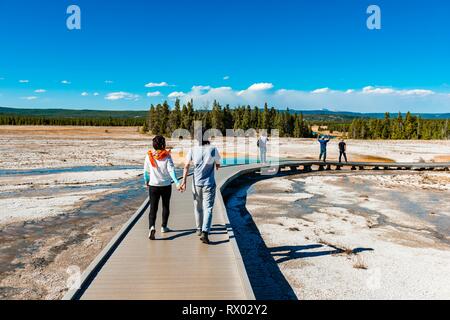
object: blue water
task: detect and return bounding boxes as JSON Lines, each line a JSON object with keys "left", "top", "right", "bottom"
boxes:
{"left": 0, "top": 165, "right": 142, "bottom": 177}
{"left": 221, "top": 157, "right": 276, "bottom": 166}
{"left": 0, "top": 156, "right": 282, "bottom": 177}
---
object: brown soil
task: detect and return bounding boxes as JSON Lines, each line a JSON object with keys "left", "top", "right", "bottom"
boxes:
{"left": 434, "top": 155, "right": 450, "bottom": 162}
{"left": 0, "top": 125, "right": 143, "bottom": 140}
{"left": 0, "top": 198, "right": 142, "bottom": 300}
{"left": 351, "top": 155, "right": 396, "bottom": 163}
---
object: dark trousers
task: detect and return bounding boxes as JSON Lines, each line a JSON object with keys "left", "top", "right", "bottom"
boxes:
{"left": 148, "top": 185, "right": 172, "bottom": 229}
{"left": 339, "top": 151, "right": 348, "bottom": 162}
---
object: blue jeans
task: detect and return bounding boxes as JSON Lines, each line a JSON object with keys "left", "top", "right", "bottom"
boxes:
{"left": 192, "top": 184, "right": 216, "bottom": 233}
{"left": 319, "top": 150, "right": 327, "bottom": 161}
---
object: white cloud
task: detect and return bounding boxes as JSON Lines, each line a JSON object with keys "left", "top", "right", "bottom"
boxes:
{"left": 223, "top": 76, "right": 230, "bottom": 80}
{"left": 398, "top": 89, "right": 434, "bottom": 96}
{"left": 191, "top": 85, "right": 212, "bottom": 91}
{"left": 21, "top": 96, "right": 37, "bottom": 100}
{"left": 19, "top": 80, "right": 29, "bottom": 83}
{"left": 61, "top": 80, "right": 71, "bottom": 84}
{"left": 237, "top": 83, "right": 274, "bottom": 96}
{"left": 93, "top": 92, "right": 100, "bottom": 96}
{"left": 105, "top": 91, "right": 140, "bottom": 101}
{"left": 145, "top": 81, "right": 172, "bottom": 88}
{"left": 34, "top": 89, "right": 46, "bottom": 93}
{"left": 312, "top": 87, "right": 331, "bottom": 94}
{"left": 362, "top": 86, "right": 435, "bottom": 96}
{"left": 172, "top": 84, "right": 450, "bottom": 113}
{"left": 81, "top": 92, "right": 89, "bottom": 96}
{"left": 362, "top": 86, "right": 395, "bottom": 94}
{"left": 147, "top": 91, "right": 162, "bottom": 97}
{"left": 168, "top": 91, "right": 186, "bottom": 99}
{"left": 105, "top": 80, "right": 114, "bottom": 84}
{"left": 247, "top": 83, "right": 274, "bottom": 91}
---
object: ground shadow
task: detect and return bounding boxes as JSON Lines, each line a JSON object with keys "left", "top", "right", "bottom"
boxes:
{"left": 157, "top": 229, "right": 196, "bottom": 241}
{"left": 222, "top": 171, "right": 375, "bottom": 300}
{"left": 222, "top": 171, "right": 300, "bottom": 300}
{"left": 209, "top": 239, "right": 230, "bottom": 245}
{"left": 269, "top": 245, "right": 374, "bottom": 264}
{"left": 209, "top": 224, "right": 229, "bottom": 236}
{"left": 208, "top": 225, "right": 230, "bottom": 245}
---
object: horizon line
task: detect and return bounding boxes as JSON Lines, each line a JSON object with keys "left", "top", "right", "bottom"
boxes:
{"left": 1, "top": 105, "right": 450, "bottom": 116}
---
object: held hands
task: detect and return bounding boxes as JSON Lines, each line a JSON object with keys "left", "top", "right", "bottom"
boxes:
{"left": 178, "top": 180, "right": 187, "bottom": 193}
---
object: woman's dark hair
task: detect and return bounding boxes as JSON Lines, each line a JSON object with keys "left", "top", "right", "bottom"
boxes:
{"left": 152, "top": 135, "right": 166, "bottom": 150}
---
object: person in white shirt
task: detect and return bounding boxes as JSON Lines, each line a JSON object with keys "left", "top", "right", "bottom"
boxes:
{"left": 257, "top": 133, "right": 269, "bottom": 163}
{"left": 144, "top": 135, "right": 181, "bottom": 240}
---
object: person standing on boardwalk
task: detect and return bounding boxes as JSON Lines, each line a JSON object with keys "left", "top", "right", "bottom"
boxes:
{"left": 338, "top": 139, "right": 348, "bottom": 163}
{"left": 257, "top": 132, "right": 269, "bottom": 163}
{"left": 318, "top": 135, "right": 331, "bottom": 162}
{"left": 144, "top": 135, "right": 181, "bottom": 240}
{"left": 180, "top": 138, "right": 221, "bottom": 244}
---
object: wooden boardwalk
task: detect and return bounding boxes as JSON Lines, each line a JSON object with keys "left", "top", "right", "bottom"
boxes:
{"left": 64, "top": 161, "right": 450, "bottom": 300}
{"left": 67, "top": 164, "right": 258, "bottom": 300}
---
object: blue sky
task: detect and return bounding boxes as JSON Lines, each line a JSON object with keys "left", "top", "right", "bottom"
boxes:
{"left": 0, "top": 0, "right": 449, "bottom": 112}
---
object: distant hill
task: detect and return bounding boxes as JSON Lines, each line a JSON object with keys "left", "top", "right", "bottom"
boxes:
{"left": 289, "top": 109, "right": 450, "bottom": 120}
{"left": 1, "top": 106, "right": 449, "bottom": 122}
{"left": 0, "top": 107, "right": 147, "bottom": 119}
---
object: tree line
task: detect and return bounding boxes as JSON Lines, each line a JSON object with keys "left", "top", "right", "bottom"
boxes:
{"left": 348, "top": 112, "right": 450, "bottom": 140}
{"left": 1, "top": 102, "right": 449, "bottom": 140}
{"left": 146, "top": 99, "right": 313, "bottom": 138}
{"left": 0, "top": 115, "right": 146, "bottom": 127}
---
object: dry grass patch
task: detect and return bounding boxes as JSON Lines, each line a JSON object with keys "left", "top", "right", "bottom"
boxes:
{"left": 318, "top": 239, "right": 354, "bottom": 255}
{"left": 353, "top": 256, "right": 368, "bottom": 270}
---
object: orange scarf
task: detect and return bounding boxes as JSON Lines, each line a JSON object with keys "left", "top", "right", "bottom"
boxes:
{"left": 148, "top": 149, "right": 171, "bottom": 168}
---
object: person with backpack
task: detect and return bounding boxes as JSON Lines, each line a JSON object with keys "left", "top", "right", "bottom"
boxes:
{"left": 257, "top": 132, "right": 269, "bottom": 163}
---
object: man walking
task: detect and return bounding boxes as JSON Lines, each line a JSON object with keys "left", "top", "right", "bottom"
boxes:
{"left": 318, "top": 135, "right": 331, "bottom": 162}
{"left": 338, "top": 139, "right": 348, "bottom": 163}
{"left": 257, "top": 132, "right": 269, "bottom": 163}
{"left": 180, "top": 138, "right": 221, "bottom": 244}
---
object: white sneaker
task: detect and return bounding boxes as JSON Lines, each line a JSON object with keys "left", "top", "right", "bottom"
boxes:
{"left": 149, "top": 226, "right": 156, "bottom": 240}
{"left": 161, "top": 226, "right": 172, "bottom": 233}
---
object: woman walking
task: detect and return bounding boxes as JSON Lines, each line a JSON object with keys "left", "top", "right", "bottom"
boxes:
{"left": 144, "top": 135, "right": 181, "bottom": 240}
